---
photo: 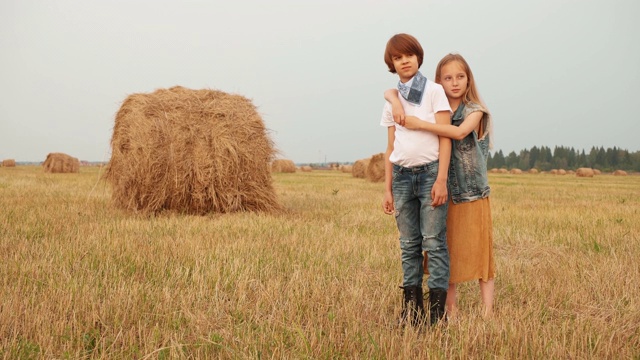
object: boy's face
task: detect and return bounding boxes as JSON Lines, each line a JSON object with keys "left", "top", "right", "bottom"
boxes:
{"left": 392, "top": 53, "right": 419, "bottom": 83}
{"left": 439, "top": 61, "right": 468, "bottom": 100}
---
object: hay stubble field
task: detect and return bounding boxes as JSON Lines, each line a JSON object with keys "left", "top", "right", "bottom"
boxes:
{"left": 1, "top": 166, "right": 639, "bottom": 359}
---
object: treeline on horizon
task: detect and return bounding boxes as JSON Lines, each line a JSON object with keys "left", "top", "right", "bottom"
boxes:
{"left": 488, "top": 145, "right": 640, "bottom": 172}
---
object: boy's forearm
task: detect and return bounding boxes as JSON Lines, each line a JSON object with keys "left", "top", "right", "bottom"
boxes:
{"left": 437, "top": 137, "right": 451, "bottom": 182}
{"left": 384, "top": 88, "right": 399, "bottom": 102}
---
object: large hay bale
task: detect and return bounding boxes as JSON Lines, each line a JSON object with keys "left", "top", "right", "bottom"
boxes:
{"left": 613, "top": 170, "right": 628, "bottom": 176}
{"left": 43, "top": 153, "right": 80, "bottom": 173}
{"left": 2, "top": 159, "right": 16, "bottom": 167}
{"left": 271, "top": 159, "right": 296, "bottom": 173}
{"left": 104, "top": 86, "right": 280, "bottom": 214}
{"left": 576, "top": 168, "right": 594, "bottom": 177}
{"left": 558, "top": 169, "right": 567, "bottom": 175}
{"left": 510, "top": 168, "right": 523, "bottom": 174}
{"left": 528, "top": 168, "right": 539, "bottom": 174}
{"left": 352, "top": 158, "right": 370, "bottom": 178}
{"left": 365, "top": 153, "right": 385, "bottom": 182}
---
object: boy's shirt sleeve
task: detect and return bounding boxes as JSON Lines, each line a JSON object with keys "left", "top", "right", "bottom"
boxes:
{"left": 380, "top": 102, "right": 396, "bottom": 127}
{"left": 431, "top": 83, "right": 452, "bottom": 114}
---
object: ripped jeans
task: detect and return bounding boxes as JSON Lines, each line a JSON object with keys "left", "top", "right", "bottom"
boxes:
{"left": 392, "top": 162, "right": 450, "bottom": 290}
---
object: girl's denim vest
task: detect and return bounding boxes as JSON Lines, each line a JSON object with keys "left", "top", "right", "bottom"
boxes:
{"left": 448, "top": 102, "right": 491, "bottom": 204}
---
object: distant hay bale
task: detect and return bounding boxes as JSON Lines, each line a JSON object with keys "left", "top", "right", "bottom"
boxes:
{"left": 43, "top": 153, "right": 80, "bottom": 173}
{"left": 300, "top": 165, "right": 313, "bottom": 172}
{"left": 104, "top": 86, "right": 280, "bottom": 215}
{"left": 576, "top": 168, "right": 594, "bottom": 177}
{"left": 593, "top": 169, "right": 602, "bottom": 175}
{"left": 340, "top": 165, "right": 353, "bottom": 173}
{"left": 365, "top": 153, "right": 385, "bottom": 182}
{"left": 498, "top": 168, "right": 508, "bottom": 174}
{"left": 528, "top": 168, "right": 539, "bottom": 174}
{"left": 510, "top": 168, "right": 523, "bottom": 174}
{"left": 550, "top": 169, "right": 558, "bottom": 175}
{"left": 613, "top": 170, "right": 628, "bottom": 176}
{"left": 352, "top": 158, "right": 370, "bottom": 178}
{"left": 2, "top": 159, "right": 16, "bottom": 167}
{"left": 558, "top": 169, "right": 567, "bottom": 175}
{"left": 271, "top": 159, "right": 296, "bottom": 173}
{"left": 489, "top": 168, "right": 499, "bottom": 174}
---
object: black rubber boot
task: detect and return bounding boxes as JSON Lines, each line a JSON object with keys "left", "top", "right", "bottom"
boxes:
{"left": 399, "top": 286, "right": 426, "bottom": 327}
{"left": 428, "top": 288, "right": 447, "bottom": 326}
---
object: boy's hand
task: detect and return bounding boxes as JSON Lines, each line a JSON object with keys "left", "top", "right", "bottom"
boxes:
{"left": 392, "top": 106, "right": 406, "bottom": 127}
{"left": 382, "top": 192, "right": 395, "bottom": 215}
{"left": 431, "top": 179, "right": 448, "bottom": 207}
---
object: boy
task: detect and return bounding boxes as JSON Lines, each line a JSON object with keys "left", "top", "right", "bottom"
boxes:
{"left": 380, "top": 33, "right": 451, "bottom": 326}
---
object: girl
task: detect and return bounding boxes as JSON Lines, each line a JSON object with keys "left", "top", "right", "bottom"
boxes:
{"left": 384, "top": 53, "right": 495, "bottom": 319}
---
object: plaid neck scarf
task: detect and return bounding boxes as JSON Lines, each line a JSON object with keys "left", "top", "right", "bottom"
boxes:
{"left": 397, "top": 71, "right": 426, "bottom": 106}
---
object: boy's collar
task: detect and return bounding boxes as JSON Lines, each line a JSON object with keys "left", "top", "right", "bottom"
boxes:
{"left": 397, "top": 71, "right": 426, "bottom": 106}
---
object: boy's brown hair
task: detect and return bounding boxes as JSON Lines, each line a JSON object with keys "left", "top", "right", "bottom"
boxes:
{"left": 384, "top": 33, "right": 424, "bottom": 74}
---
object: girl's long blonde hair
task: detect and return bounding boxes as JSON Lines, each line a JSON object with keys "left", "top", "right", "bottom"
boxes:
{"left": 435, "top": 53, "right": 494, "bottom": 148}
{"left": 434, "top": 53, "right": 482, "bottom": 106}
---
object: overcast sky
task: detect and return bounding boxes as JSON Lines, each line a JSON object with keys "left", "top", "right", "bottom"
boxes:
{"left": 1, "top": 0, "right": 638, "bottom": 164}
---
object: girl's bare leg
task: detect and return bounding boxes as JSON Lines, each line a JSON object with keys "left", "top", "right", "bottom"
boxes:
{"left": 446, "top": 283, "right": 458, "bottom": 319}
{"left": 479, "top": 279, "right": 495, "bottom": 318}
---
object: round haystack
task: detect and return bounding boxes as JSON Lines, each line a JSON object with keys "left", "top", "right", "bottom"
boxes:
{"left": 550, "top": 169, "right": 558, "bottom": 175}
{"left": 528, "top": 168, "right": 539, "bottom": 174}
{"left": 489, "top": 168, "right": 499, "bottom": 174}
{"left": 271, "top": 159, "right": 296, "bottom": 173}
{"left": 340, "top": 165, "right": 353, "bottom": 173}
{"left": 510, "top": 168, "right": 523, "bottom": 174}
{"left": 104, "top": 86, "right": 280, "bottom": 215}
{"left": 365, "top": 153, "right": 385, "bottom": 182}
{"left": 352, "top": 158, "right": 370, "bottom": 178}
{"left": 593, "top": 169, "right": 602, "bottom": 175}
{"left": 300, "top": 165, "right": 313, "bottom": 172}
{"left": 576, "top": 168, "right": 594, "bottom": 177}
{"left": 498, "top": 168, "right": 508, "bottom": 174}
{"left": 43, "top": 153, "right": 80, "bottom": 173}
{"left": 2, "top": 159, "right": 16, "bottom": 167}
{"left": 558, "top": 169, "right": 567, "bottom": 175}
{"left": 613, "top": 170, "right": 628, "bottom": 176}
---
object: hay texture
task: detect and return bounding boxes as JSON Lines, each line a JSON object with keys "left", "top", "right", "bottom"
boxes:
{"left": 271, "top": 159, "right": 296, "bottom": 173}
{"left": 43, "top": 153, "right": 80, "bottom": 173}
{"left": 576, "top": 168, "right": 594, "bottom": 177}
{"left": 2, "top": 159, "right": 16, "bottom": 167}
{"left": 352, "top": 158, "right": 370, "bottom": 178}
{"left": 510, "top": 168, "right": 523, "bottom": 174}
{"left": 365, "top": 153, "right": 385, "bottom": 182}
{"left": 613, "top": 170, "right": 628, "bottom": 176}
{"left": 340, "top": 165, "right": 353, "bottom": 173}
{"left": 104, "top": 86, "right": 280, "bottom": 215}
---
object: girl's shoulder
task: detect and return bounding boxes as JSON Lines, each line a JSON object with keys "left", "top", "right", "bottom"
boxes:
{"left": 463, "top": 101, "right": 489, "bottom": 116}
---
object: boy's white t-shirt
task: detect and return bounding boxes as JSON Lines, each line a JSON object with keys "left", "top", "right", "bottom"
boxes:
{"left": 380, "top": 79, "right": 451, "bottom": 168}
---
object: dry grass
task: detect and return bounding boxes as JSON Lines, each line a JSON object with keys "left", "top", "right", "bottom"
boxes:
{"left": 1, "top": 166, "right": 639, "bottom": 359}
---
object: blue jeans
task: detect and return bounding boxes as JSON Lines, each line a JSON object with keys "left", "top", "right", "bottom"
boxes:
{"left": 392, "top": 162, "right": 450, "bottom": 290}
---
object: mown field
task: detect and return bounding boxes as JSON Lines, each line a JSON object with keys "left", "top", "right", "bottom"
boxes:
{"left": 1, "top": 166, "right": 638, "bottom": 359}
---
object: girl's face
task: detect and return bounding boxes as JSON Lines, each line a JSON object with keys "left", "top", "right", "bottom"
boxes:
{"left": 439, "top": 61, "right": 468, "bottom": 100}
{"left": 392, "top": 53, "right": 419, "bottom": 83}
